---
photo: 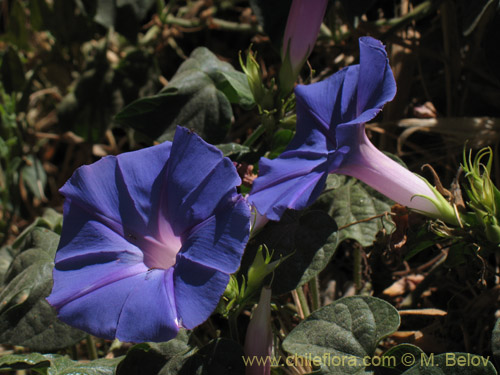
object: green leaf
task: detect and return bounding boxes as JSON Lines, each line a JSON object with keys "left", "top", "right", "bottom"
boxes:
{"left": 282, "top": 296, "right": 400, "bottom": 374}
{"left": 116, "top": 47, "right": 240, "bottom": 144}
{"left": 381, "top": 344, "right": 425, "bottom": 373}
{"left": 29, "top": 0, "right": 53, "bottom": 31}
{"left": 47, "top": 355, "right": 122, "bottom": 375}
{"left": 0, "top": 352, "right": 50, "bottom": 370}
{"left": 21, "top": 155, "right": 47, "bottom": 200}
{"left": 116, "top": 330, "right": 191, "bottom": 375}
{"left": 160, "top": 338, "right": 245, "bottom": 375}
{"left": 401, "top": 353, "right": 496, "bottom": 374}
{"left": 2, "top": 0, "right": 30, "bottom": 50}
{"left": 0, "top": 227, "right": 85, "bottom": 351}
{"left": 0, "top": 354, "right": 122, "bottom": 375}
{"left": 0, "top": 46, "right": 26, "bottom": 94}
{"left": 0, "top": 246, "right": 13, "bottom": 283}
{"left": 215, "top": 143, "right": 251, "bottom": 158}
{"left": 215, "top": 70, "right": 255, "bottom": 109}
{"left": 268, "top": 129, "right": 294, "bottom": 159}
{"left": 315, "top": 174, "right": 395, "bottom": 247}
{"left": 244, "top": 209, "right": 339, "bottom": 295}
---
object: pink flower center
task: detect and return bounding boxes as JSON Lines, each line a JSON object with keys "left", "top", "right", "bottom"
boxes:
{"left": 142, "top": 221, "right": 182, "bottom": 270}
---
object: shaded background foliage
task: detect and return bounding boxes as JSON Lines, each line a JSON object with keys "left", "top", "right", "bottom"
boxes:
{"left": 1, "top": 0, "right": 500, "bottom": 374}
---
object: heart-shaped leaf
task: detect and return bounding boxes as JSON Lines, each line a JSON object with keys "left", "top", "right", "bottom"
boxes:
{"left": 116, "top": 47, "right": 252, "bottom": 144}
{"left": 282, "top": 296, "right": 400, "bottom": 374}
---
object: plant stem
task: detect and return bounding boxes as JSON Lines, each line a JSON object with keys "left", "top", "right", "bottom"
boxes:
{"left": 86, "top": 335, "right": 98, "bottom": 360}
{"left": 243, "top": 124, "right": 266, "bottom": 147}
{"left": 309, "top": 276, "right": 320, "bottom": 312}
{"left": 295, "top": 286, "right": 310, "bottom": 318}
{"left": 229, "top": 313, "right": 239, "bottom": 343}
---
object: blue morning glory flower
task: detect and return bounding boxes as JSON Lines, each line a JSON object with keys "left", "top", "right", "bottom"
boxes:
{"left": 249, "top": 37, "right": 454, "bottom": 223}
{"left": 47, "top": 126, "right": 251, "bottom": 343}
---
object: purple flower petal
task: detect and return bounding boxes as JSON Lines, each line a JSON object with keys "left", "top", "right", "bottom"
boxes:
{"left": 56, "top": 270, "right": 179, "bottom": 342}
{"left": 179, "top": 196, "right": 250, "bottom": 274}
{"left": 164, "top": 127, "right": 242, "bottom": 236}
{"left": 173, "top": 258, "right": 230, "bottom": 329}
{"left": 248, "top": 154, "right": 329, "bottom": 221}
{"left": 59, "top": 141, "right": 172, "bottom": 241}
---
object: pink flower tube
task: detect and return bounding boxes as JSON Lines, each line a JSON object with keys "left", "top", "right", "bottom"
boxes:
{"left": 244, "top": 287, "right": 273, "bottom": 375}
{"left": 280, "top": 0, "right": 328, "bottom": 92}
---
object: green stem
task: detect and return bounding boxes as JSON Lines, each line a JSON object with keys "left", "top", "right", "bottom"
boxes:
{"left": 229, "top": 312, "right": 240, "bottom": 343}
{"left": 242, "top": 124, "right": 266, "bottom": 147}
{"left": 86, "top": 335, "right": 98, "bottom": 360}
{"left": 309, "top": 276, "right": 320, "bottom": 312}
{"left": 295, "top": 286, "right": 310, "bottom": 318}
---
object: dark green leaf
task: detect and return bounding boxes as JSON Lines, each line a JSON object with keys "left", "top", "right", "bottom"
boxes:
{"left": 29, "top": 0, "right": 53, "bottom": 31}
{"left": 116, "top": 47, "right": 236, "bottom": 144}
{"left": 2, "top": 1, "right": 30, "bottom": 49}
{"left": 0, "top": 227, "right": 85, "bottom": 351}
{"left": 47, "top": 355, "right": 122, "bottom": 375}
{"left": 0, "top": 352, "right": 50, "bottom": 370}
{"left": 116, "top": 330, "right": 191, "bottom": 375}
{"left": 0, "top": 246, "right": 13, "bottom": 283}
{"left": 269, "top": 129, "right": 294, "bottom": 159}
{"left": 0, "top": 353, "right": 122, "bottom": 375}
{"left": 381, "top": 344, "right": 425, "bottom": 373}
{"left": 0, "top": 46, "right": 26, "bottom": 94}
{"left": 160, "top": 338, "right": 245, "bottom": 375}
{"left": 401, "top": 353, "right": 496, "bottom": 374}
{"left": 11, "top": 209, "right": 63, "bottom": 252}
{"left": 282, "top": 296, "right": 400, "bottom": 374}
{"left": 315, "top": 174, "right": 395, "bottom": 247}
{"left": 21, "top": 155, "right": 47, "bottom": 200}
{"left": 245, "top": 209, "right": 339, "bottom": 295}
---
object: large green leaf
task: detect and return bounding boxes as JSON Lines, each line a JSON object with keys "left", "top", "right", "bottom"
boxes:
{"left": 0, "top": 353, "right": 122, "bottom": 375}
{"left": 0, "top": 352, "right": 50, "bottom": 370}
{"left": 160, "top": 338, "right": 245, "bottom": 375}
{"left": 0, "top": 227, "right": 85, "bottom": 351}
{"left": 315, "top": 174, "right": 395, "bottom": 247}
{"left": 282, "top": 296, "right": 400, "bottom": 374}
{"left": 244, "top": 209, "right": 339, "bottom": 295}
{"left": 116, "top": 330, "right": 191, "bottom": 375}
{"left": 115, "top": 47, "right": 251, "bottom": 144}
